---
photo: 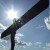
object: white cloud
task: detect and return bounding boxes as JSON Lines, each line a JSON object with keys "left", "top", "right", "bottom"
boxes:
{"left": 0, "top": 39, "right": 4, "bottom": 42}
{"left": 36, "top": 25, "right": 44, "bottom": 29}
{"left": 0, "top": 23, "right": 7, "bottom": 30}
{"left": 49, "top": 12, "right": 50, "bottom": 14}
{"left": 0, "top": 34, "right": 4, "bottom": 42}
{"left": 0, "top": 33, "right": 24, "bottom": 42}
{"left": 44, "top": 16, "right": 50, "bottom": 30}
{"left": 23, "top": 42, "right": 32, "bottom": 48}
{"left": 0, "top": 33, "right": 9, "bottom": 43}
{"left": 0, "top": 33, "right": 24, "bottom": 43}
{"left": 0, "top": 44, "right": 8, "bottom": 50}
{"left": 16, "top": 33, "right": 24, "bottom": 37}
{"left": 34, "top": 42, "right": 42, "bottom": 48}
{"left": 26, "top": 42, "right": 32, "bottom": 46}
{"left": 15, "top": 33, "right": 24, "bottom": 42}
{"left": 43, "top": 47, "right": 50, "bottom": 50}
{"left": 43, "top": 47, "right": 46, "bottom": 49}
{"left": 15, "top": 33, "right": 32, "bottom": 49}
{"left": 0, "top": 33, "right": 1, "bottom": 39}
{"left": 43, "top": 43, "right": 50, "bottom": 50}
{"left": 34, "top": 42, "right": 42, "bottom": 45}
{"left": 0, "top": 39, "right": 7, "bottom": 43}
{"left": 49, "top": 4, "right": 50, "bottom": 7}
{"left": 15, "top": 33, "right": 32, "bottom": 48}
{"left": 0, "top": 32, "right": 32, "bottom": 49}
{"left": 15, "top": 41, "right": 32, "bottom": 49}
{"left": 46, "top": 43, "right": 50, "bottom": 47}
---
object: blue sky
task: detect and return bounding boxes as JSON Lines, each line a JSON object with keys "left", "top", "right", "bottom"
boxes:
{"left": 0, "top": 0, "right": 50, "bottom": 50}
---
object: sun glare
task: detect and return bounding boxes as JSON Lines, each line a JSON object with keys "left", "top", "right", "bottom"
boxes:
{"left": 6, "top": 9, "right": 19, "bottom": 20}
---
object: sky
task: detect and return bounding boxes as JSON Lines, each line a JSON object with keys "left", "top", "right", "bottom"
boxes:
{"left": 0, "top": 0, "right": 50, "bottom": 50}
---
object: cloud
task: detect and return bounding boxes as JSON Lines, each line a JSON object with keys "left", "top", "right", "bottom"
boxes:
{"left": 20, "top": 42, "right": 32, "bottom": 48}
{"left": 34, "top": 42, "right": 42, "bottom": 45}
{"left": 0, "top": 34, "right": 4, "bottom": 42}
{"left": 0, "top": 23, "right": 7, "bottom": 30}
{"left": 43, "top": 47, "right": 46, "bottom": 49}
{"left": 16, "top": 33, "right": 24, "bottom": 37}
{"left": 15, "top": 33, "right": 32, "bottom": 49}
{"left": 0, "top": 33, "right": 32, "bottom": 49}
{"left": 49, "top": 12, "right": 50, "bottom": 14}
{"left": 15, "top": 40, "right": 32, "bottom": 49}
{"left": 36, "top": 25, "right": 44, "bottom": 29}
{"left": 0, "top": 39, "right": 7, "bottom": 43}
{"left": 0, "top": 33, "right": 24, "bottom": 43}
{"left": 46, "top": 43, "right": 50, "bottom": 47}
{"left": 33, "top": 42, "right": 50, "bottom": 49}
{"left": 15, "top": 33, "right": 32, "bottom": 48}
{"left": 44, "top": 16, "right": 50, "bottom": 30}
{"left": 22, "top": 42, "right": 32, "bottom": 48}
{"left": 15, "top": 33, "right": 24, "bottom": 42}
{"left": 0, "top": 34, "right": 8, "bottom": 43}
{"left": 0, "top": 33, "right": 1, "bottom": 39}
{"left": 0, "top": 39, "right": 4, "bottom": 42}
{"left": 34, "top": 42, "right": 42, "bottom": 48}
{"left": 43, "top": 46, "right": 50, "bottom": 50}
{"left": 0, "top": 33, "right": 24, "bottom": 42}
{"left": 49, "top": 5, "right": 50, "bottom": 7}
{"left": 0, "top": 44, "right": 8, "bottom": 50}
{"left": 42, "top": 43, "right": 50, "bottom": 50}
{"left": 26, "top": 42, "right": 32, "bottom": 46}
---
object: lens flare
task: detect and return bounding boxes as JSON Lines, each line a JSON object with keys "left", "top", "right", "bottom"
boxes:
{"left": 6, "top": 8, "right": 19, "bottom": 20}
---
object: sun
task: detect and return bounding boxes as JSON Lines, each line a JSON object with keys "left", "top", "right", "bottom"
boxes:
{"left": 6, "top": 8, "right": 19, "bottom": 20}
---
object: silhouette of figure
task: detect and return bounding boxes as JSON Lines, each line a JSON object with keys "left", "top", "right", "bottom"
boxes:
{"left": 11, "top": 18, "right": 17, "bottom": 50}
{"left": 1, "top": 0, "right": 49, "bottom": 50}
